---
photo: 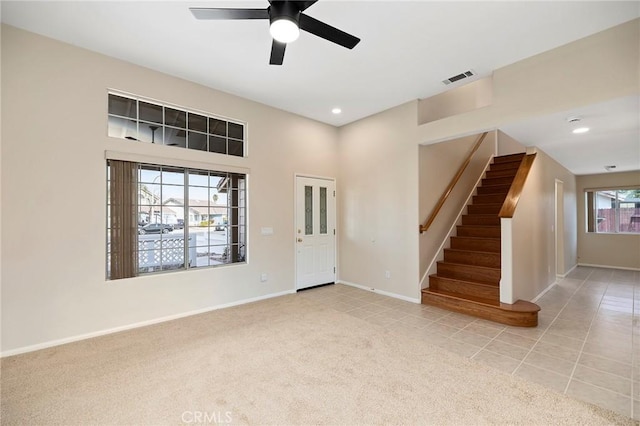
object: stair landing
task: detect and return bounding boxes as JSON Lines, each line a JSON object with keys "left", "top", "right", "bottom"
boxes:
{"left": 421, "top": 288, "right": 540, "bottom": 327}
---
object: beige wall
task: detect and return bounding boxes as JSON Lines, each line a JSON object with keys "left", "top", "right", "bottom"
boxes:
{"left": 508, "top": 149, "right": 577, "bottom": 302}
{"left": 418, "top": 132, "right": 496, "bottom": 284}
{"left": 576, "top": 171, "right": 640, "bottom": 269}
{"left": 418, "top": 77, "right": 493, "bottom": 125}
{"left": 337, "top": 101, "right": 420, "bottom": 300}
{"left": 1, "top": 25, "right": 339, "bottom": 353}
{"left": 497, "top": 130, "right": 526, "bottom": 156}
{"left": 2, "top": 18, "right": 637, "bottom": 354}
{"left": 418, "top": 18, "right": 640, "bottom": 144}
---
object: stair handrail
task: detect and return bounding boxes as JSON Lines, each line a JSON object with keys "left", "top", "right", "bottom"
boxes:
{"left": 498, "top": 153, "right": 537, "bottom": 218}
{"left": 420, "top": 132, "right": 488, "bottom": 234}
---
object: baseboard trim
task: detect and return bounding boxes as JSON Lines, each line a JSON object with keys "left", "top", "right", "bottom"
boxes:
{"left": 337, "top": 280, "right": 421, "bottom": 304}
{"left": 531, "top": 280, "right": 557, "bottom": 303}
{"left": 557, "top": 264, "right": 578, "bottom": 278}
{"left": 1, "top": 289, "right": 296, "bottom": 358}
{"left": 578, "top": 263, "right": 640, "bottom": 271}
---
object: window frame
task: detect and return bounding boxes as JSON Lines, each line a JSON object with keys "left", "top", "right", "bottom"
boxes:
{"left": 585, "top": 187, "right": 640, "bottom": 235}
{"left": 106, "top": 159, "right": 248, "bottom": 280}
{"left": 107, "top": 91, "right": 247, "bottom": 158}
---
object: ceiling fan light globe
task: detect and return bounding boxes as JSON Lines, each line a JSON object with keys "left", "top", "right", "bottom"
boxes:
{"left": 270, "top": 19, "right": 299, "bottom": 43}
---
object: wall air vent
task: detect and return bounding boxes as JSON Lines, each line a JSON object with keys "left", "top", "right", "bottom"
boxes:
{"left": 442, "top": 70, "right": 475, "bottom": 85}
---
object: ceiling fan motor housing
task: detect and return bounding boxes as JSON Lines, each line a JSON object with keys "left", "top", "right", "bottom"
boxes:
{"left": 269, "top": 1, "right": 301, "bottom": 26}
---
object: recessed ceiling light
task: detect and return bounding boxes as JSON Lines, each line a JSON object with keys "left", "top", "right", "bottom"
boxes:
{"left": 332, "top": 108, "right": 342, "bottom": 114}
{"left": 572, "top": 127, "right": 590, "bottom": 134}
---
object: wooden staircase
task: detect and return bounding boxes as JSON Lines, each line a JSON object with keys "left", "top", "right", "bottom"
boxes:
{"left": 421, "top": 153, "right": 540, "bottom": 327}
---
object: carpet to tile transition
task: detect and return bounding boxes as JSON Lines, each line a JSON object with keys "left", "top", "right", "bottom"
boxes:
{"left": 0, "top": 294, "right": 633, "bottom": 425}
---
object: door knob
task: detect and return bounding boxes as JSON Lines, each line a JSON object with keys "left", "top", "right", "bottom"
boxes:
{"left": 297, "top": 238, "right": 303, "bottom": 242}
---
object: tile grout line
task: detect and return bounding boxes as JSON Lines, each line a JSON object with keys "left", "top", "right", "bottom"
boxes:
{"left": 511, "top": 272, "right": 591, "bottom": 386}
{"left": 464, "top": 320, "right": 507, "bottom": 360}
{"left": 562, "top": 272, "right": 613, "bottom": 396}
{"left": 325, "top": 275, "right": 639, "bottom": 418}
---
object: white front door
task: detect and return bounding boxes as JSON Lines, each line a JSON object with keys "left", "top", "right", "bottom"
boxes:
{"left": 295, "top": 176, "right": 336, "bottom": 290}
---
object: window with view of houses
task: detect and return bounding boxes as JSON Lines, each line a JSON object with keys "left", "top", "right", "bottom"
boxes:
{"left": 107, "top": 160, "right": 246, "bottom": 280}
{"left": 586, "top": 188, "right": 640, "bottom": 234}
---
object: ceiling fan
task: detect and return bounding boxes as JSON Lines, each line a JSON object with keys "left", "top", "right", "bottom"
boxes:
{"left": 189, "top": 1, "right": 361, "bottom": 65}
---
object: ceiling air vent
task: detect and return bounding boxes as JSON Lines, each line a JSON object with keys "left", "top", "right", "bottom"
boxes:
{"left": 442, "top": 70, "right": 475, "bottom": 85}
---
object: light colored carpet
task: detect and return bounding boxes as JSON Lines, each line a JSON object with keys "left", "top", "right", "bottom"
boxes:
{"left": 1, "top": 294, "right": 634, "bottom": 425}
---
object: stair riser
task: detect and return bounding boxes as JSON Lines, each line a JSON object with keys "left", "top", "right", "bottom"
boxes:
{"left": 482, "top": 176, "right": 516, "bottom": 186}
{"left": 461, "top": 215, "right": 500, "bottom": 226}
{"left": 489, "top": 161, "right": 522, "bottom": 171}
{"left": 473, "top": 194, "right": 507, "bottom": 204}
{"left": 451, "top": 237, "right": 500, "bottom": 253}
{"left": 421, "top": 292, "right": 538, "bottom": 327}
{"left": 444, "top": 249, "right": 501, "bottom": 268}
{"left": 477, "top": 184, "right": 511, "bottom": 195}
{"left": 486, "top": 169, "right": 518, "bottom": 179}
{"left": 429, "top": 276, "right": 499, "bottom": 300}
{"left": 436, "top": 262, "right": 500, "bottom": 284}
{"left": 457, "top": 226, "right": 501, "bottom": 238}
{"left": 468, "top": 204, "right": 502, "bottom": 214}
{"left": 493, "top": 154, "right": 525, "bottom": 164}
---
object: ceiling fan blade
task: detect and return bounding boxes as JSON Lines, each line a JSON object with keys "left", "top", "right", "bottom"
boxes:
{"left": 190, "top": 8, "right": 269, "bottom": 20}
{"left": 269, "top": 40, "right": 286, "bottom": 65}
{"left": 299, "top": 14, "right": 360, "bottom": 49}
{"left": 295, "top": 1, "right": 318, "bottom": 12}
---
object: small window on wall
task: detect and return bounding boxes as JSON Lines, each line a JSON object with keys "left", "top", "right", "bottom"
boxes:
{"left": 586, "top": 189, "right": 640, "bottom": 234}
{"left": 107, "top": 93, "right": 246, "bottom": 157}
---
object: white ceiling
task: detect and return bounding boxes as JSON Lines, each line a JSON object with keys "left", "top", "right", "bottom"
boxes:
{"left": 502, "top": 95, "right": 640, "bottom": 175}
{"left": 1, "top": 1, "right": 639, "bottom": 175}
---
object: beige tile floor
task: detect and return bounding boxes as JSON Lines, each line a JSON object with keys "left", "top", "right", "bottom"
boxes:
{"left": 297, "top": 266, "right": 639, "bottom": 420}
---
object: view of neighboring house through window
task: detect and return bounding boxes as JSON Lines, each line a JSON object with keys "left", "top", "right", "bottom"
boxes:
{"left": 586, "top": 188, "right": 640, "bottom": 234}
{"left": 107, "top": 92, "right": 245, "bottom": 157}
{"left": 107, "top": 160, "right": 246, "bottom": 280}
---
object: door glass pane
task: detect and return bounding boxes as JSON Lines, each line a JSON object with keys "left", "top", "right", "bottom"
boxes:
{"left": 320, "top": 187, "right": 327, "bottom": 234}
{"left": 305, "top": 186, "right": 313, "bottom": 235}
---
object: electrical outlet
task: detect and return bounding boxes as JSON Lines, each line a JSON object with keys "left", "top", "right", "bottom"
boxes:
{"left": 385, "top": 270, "right": 391, "bottom": 279}
{"left": 260, "top": 273, "right": 268, "bottom": 282}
